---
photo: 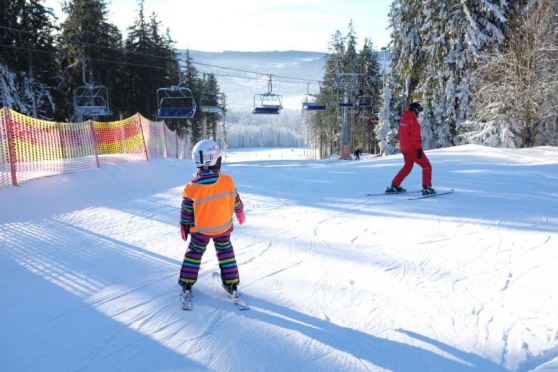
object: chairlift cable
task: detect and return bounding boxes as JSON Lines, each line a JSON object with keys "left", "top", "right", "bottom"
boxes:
{"left": 2, "top": 37, "right": 324, "bottom": 86}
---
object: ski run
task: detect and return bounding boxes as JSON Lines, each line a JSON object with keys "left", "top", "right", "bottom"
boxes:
{"left": 1, "top": 145, "right": 557, "bottom": 371}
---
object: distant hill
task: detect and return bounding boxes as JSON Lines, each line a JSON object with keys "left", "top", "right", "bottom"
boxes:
{"left": 178, "top": 50, "right": 391, "bottom": 112}
{"left": 179, "top": 50, "right": 327, "bottom": 111}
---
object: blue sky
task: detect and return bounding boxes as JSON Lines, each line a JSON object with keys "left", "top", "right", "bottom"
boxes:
{"left": 44, "top": 0, "right": 392, "bottom": 52}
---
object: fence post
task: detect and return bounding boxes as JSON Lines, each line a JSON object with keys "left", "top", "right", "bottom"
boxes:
{"left": 175, "top": 128, "right": 179, "bottom": 159}
{"left": 88, "top": 120, "right": 100, "bottom": 168}
{"left": 162, "top": 121, "right": 168, "bottom": 159}
{"left": 137, "top": 113, "right": 149, "bottom": 161}
{"left": 3, "top": 108, "right": 18, "bottom": 186}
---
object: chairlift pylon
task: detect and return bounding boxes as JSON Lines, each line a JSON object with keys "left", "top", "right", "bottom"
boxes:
{"left": 331, "top": 72, "right": 362, "bottom": 108}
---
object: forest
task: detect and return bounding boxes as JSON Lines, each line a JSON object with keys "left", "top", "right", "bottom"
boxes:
{"left": 1, "top": 0, "right": 557, "bottom": 158}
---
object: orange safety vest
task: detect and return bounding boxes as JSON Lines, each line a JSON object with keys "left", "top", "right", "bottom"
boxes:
{"left": 183, "top": 174, "right": 236, "bottom": 236}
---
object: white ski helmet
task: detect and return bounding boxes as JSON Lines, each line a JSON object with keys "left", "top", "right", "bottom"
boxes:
{"left": 192, "top": 139, "right": 222, "bottom": 168}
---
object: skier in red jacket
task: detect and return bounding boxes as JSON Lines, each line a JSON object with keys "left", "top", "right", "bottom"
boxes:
{"left": 386, "top": 102, "right": 436, "bottom": 195}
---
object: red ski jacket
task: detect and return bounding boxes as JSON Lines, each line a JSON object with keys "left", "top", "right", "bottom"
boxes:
{"left": 397, "top": 109, "right": 422, "bottom": 152}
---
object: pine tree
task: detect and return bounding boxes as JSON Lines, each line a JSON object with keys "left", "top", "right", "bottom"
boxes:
{"left": 417, "top": 0, "right": 509, "bottom": 148}
{"left": 57, "top": 0, "right": 123, "bottom": 121}
{"left": 304, "top": 22, "right": 384, "bottom": 158}
{"left": 201, "top": 73, "right": 224, "bottom": 140}
{"left": 387, "top": 0, "right": 509, "bottom": 149}
{"left": 318, "top": 30, "right": 345, "bottom": 157}
{"left": 417, "top": 0, "right": 463, "bottom": 148}
{"left": 177, "top": 49, "right": 203, "bottom": 142}
{"left": 375, "top": 0, "right": 423, "bottom": 155}
{"left": 462, "top": 0, "right": 558, "bottom": 147}
{"left": 375, "top": 72, "right": 399, "bottom": 154}
{"left": 123, "top": 2, "right": 176, "bottom": 118}
{"left": 355, "top": 38, "right": 381, "bottom": 153}
{"left": 0, "top": 0, "right": 58, "bottom": 118}
{"left": 344, "top": 20, "right": 359, "bottom": 74}
{"left": 389, "top": 0, "right": 424, "bottom": 108}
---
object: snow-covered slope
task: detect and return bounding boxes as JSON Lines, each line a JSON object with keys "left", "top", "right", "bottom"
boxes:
{"left": 1, "top": 145, "right": 557, "bottom": 371}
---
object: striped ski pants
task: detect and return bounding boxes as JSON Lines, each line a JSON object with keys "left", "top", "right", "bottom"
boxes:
{"left": 178, "top": 227, "right": 240, "bottom": 287}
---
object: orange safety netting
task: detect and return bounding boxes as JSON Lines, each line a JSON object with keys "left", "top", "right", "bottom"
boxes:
{"left": 0, "top": 108, "right": 190, "bottom": 188}
{"left": 92, "top": 114, "right": 147, "bottom": 165}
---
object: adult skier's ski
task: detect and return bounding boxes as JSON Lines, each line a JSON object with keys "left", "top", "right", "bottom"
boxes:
{"left": 408, "top": 189, "right": 455, "bottom": 200}
{"left": 180, "top": 289, "right": 193, "bottom": 311}
{"left": 367, "top": 190, "right": 422, "bottom": 197}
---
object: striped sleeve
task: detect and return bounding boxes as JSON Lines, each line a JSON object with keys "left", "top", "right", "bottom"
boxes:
{"left": 234, "top": 189, "right": 244, "bottom": 214}
{"left": 180, "top": 196, "right": 194, "bottom": 227}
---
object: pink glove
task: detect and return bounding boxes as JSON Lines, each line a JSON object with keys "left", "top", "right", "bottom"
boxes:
{"left": 180, "top": 224, "right": 189, "bottom": 241}
{"left": 236, "top": 211, "right": 246, "bottom": 225}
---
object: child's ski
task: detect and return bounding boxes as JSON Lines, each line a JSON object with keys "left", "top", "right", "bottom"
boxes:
{"left": 212, "top": 272, "right": 250, "bottom": 310}
{"left": 227, "top": 290, "right": 250, "bottom": 310}
{"left": 180, "top": 289, "right": 193, "bottom": 311}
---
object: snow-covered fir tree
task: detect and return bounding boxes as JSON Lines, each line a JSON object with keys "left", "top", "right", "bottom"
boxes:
{"left": 388, "top": 0, "right": 509, "bottom": 149}
{"left": 384, "top": 0, "right": 424, "bottom": 149}
{"left": 226, "top": 110, "right": 305, "bottom": 148}
{"left": 375, "top": 73, "right": 398, "bottom": 155}
{"left": 57, "top": 0, "right": 124, "bottom": 121}
{"left": 0, "top": 0, "right": 58, "bottom": 118}
{"left": 460, "top": 0, "right": 558, "bottom": 147}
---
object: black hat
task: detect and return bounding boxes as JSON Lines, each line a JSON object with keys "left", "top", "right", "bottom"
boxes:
{"left": 409, "top": 102, "right": 423, "bottom": 115}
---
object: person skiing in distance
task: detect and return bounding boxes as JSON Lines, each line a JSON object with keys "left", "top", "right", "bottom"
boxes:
{"left": 354, "top": 147, "right": 362, "bottom": 161}
{"left": 178, "top": 139, "right": 246, "bottom": 299}
{"left": 386, "top": 102, "right": 436, "bottom": 195}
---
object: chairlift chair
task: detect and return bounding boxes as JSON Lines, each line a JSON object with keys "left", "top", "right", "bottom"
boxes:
{"left": 335, "top": 93, "right": 354, "bottom": 107}
{"left": 73, "top": 57, "right": 112, "bottom": 119}
{"left": 338, "top": 100, "right": 354, "bottom": 108}
{"left": 301, "top": 83, "right": 327, "bottom": 111}
{"left": 74, "top": 84, "right": 113, "bottom": 117}
{"left": 156, "top": 58, "right": 197, "bottom": 119}
{"left": 252, "top": 75, "right": 283, "bottom": 115}
{"left": 200, "top": 92, "right": 226, "bottom": 114}
{"left": 356, "top": 95, "right": 373, "bottom": 107}
{"left": 302, "top": 96, "right": 327, "bottom": 111}
{"left": 253, "top": 93, "right": 283, "bottom": 114}
{"left": 156, "top": 86, "right": 197, "bottom": 119}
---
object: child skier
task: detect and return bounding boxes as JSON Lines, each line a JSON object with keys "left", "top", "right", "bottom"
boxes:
{"left": 178, "top": 139, "right": 245, "bottom": 308}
